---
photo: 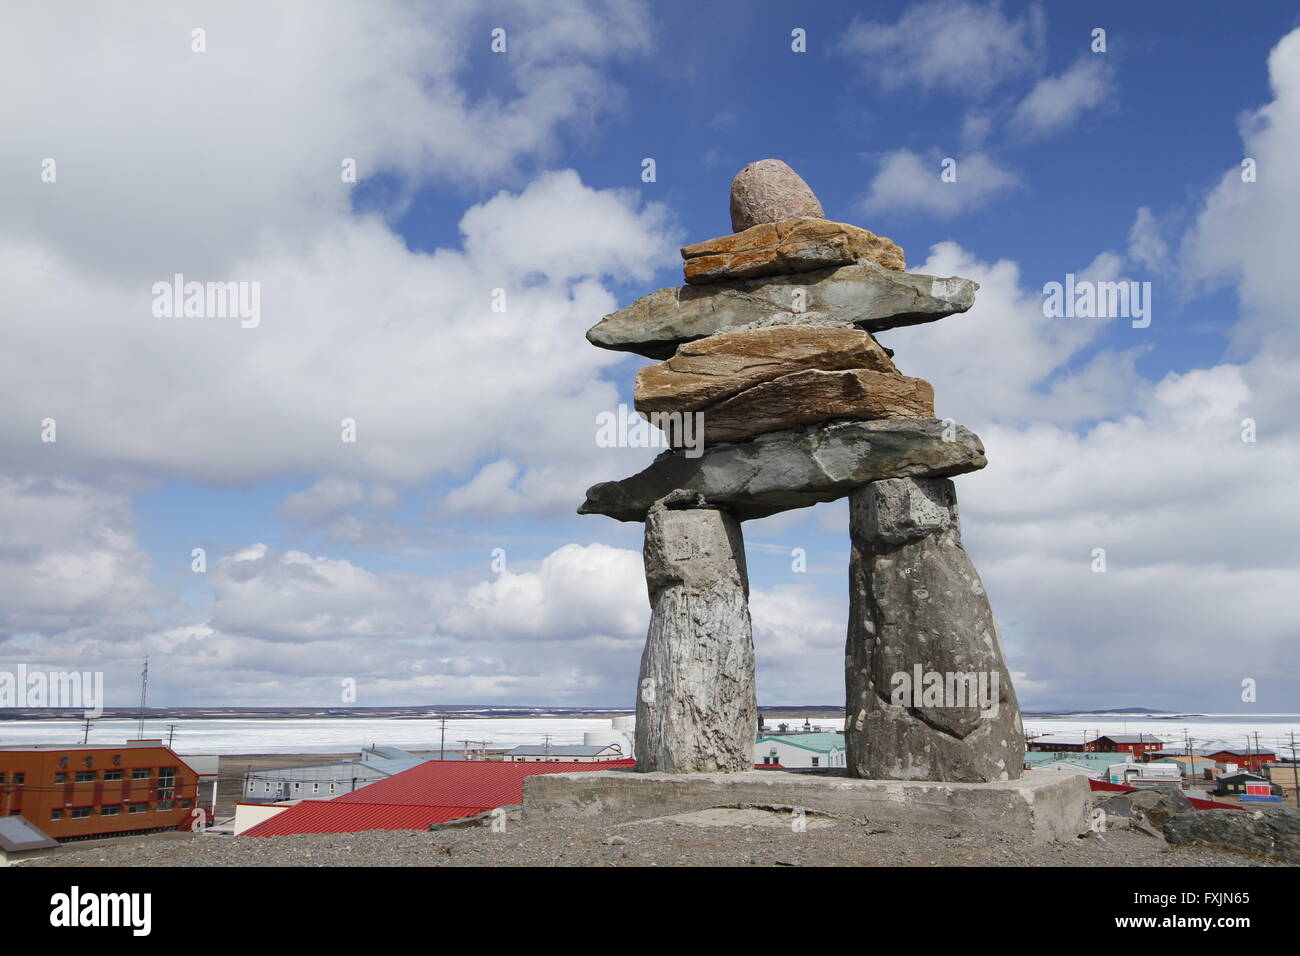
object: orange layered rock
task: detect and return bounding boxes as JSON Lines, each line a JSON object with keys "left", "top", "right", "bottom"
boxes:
{"left": 681, "top": 217, "right": 905, "bottom": 285}
{"left": 691, "top": 368, "right": 935, "bottom": 445}
{"left": 634, "top": 325, "right": 896, "bottom": 414}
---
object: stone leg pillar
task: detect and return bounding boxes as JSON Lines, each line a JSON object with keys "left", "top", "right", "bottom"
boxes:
{"left": 635, "top": 494, "right": 757, "bottom": 773}
{"left": 846, "top": 477, "right": 1024, "bottom": 782}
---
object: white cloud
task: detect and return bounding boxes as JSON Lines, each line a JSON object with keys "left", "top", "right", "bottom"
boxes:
{"left": 0, "top": 171, "right": 679, "bottom": 491}
{"left": 1181, "top": 28, "right": 1300, "bottom": 356}
{"left": 1011, "top": 56, "right": 1115, "bottom": 139}
{"left": 1126, "top": 207, "right": 1173, "bottom": 275}
{"left": 0, "top": 0, "right": 653, "bottom": 276}
{"left": 0, "top": 477, "right": 159, "bottom": 640}
{"left": 876, "top": 32, "right": 1300, "bottom": 705}
{"left": 860, "top": 22, "right": 1300, "bottom": 709}
{"left": 861, "top": 150, "right": 1019, "bottom": 219}
{"left": 278, "top": 478, "right": 366, "bottom": 526}
{"left": 838, "top": 0, "right": 1046, "bottom": 95}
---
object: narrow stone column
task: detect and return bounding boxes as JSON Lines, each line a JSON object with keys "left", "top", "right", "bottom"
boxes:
{"left": 846, "top": 477, "right": 1024, "bottom": 782}
{"left": 635, "top": 494, "right": 757, "bottom": 773}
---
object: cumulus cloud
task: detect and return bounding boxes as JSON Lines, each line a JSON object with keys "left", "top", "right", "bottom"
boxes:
{"left": 1011, "top": 56, "right": 1116, "bottom": 139}
{"left": 838, "top": 0, "right": 1046, "bottom": 96}
{"left": 1181, "top": 28, "right": 1300, "bottom": 356}
{"left": 865, "top": 32, "right": 1300, "bottom": 710}
{"left": 0, "top": 477, "right": 159, "bottom": 641}
{"left": 0, "top": 0, "right": 654, "bottom": 276}
{"left": 0, "top": 170, "right": 679, "bottom": 491}
{"left": 860, "top": 150, "right": 1019, "bottom": 219}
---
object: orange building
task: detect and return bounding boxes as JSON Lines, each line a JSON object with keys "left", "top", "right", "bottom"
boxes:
{"left": 0, "top": 740, "right": 206, "bottom": 840}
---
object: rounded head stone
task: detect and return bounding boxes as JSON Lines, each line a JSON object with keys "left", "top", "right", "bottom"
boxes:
{"left": 730, "top": 159, "right": 825, "bottom": 232}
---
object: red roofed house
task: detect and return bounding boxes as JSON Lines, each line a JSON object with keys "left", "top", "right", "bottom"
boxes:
{"left": 242, "top": 758, "right": 633, "bottom": 837}
{"left": 1091, "top": 734, "right": 1164, "bottom": 758}
{"left": 1204, "top": 747, "right": 1277, "bottom": 773}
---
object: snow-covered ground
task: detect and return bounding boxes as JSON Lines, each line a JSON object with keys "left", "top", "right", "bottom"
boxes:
{"left": 1, "top": 713, "right": 1297, "bottom": 756}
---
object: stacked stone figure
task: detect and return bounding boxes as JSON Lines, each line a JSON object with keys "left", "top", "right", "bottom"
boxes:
{"left": 582, "top": 159, "right": 1024, "bottom": 782}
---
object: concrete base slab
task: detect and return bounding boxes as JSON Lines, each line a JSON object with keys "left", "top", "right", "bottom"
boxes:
{"left": 523, "top": 768, "right": 1090, "bottom": 844}
{"left": 624, "top": 807, "right": 842, "bottom": 830}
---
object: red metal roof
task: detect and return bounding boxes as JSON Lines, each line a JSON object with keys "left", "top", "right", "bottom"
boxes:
{"left": 243, "top": 759, "right": 634, "bottom": 837}
{"left": 331, "top": 758, "right": 633, "bottom": 807}
{"left": 244, "top": 802, "right": 484, "bottom": 836}
{"left": 1087, "top": 779, "right": 1243, "bottom": 811}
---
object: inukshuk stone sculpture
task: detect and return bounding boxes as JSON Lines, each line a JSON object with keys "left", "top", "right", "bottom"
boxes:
{"left": 581, "top": 159, "right": 1024, "bottom": 781}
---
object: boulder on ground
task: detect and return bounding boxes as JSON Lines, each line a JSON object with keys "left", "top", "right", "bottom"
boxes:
{"left": 1165, "top": 806, "right": 1300, "bottom": 864}
{"left": 1124, "top": 787, "right": 1194, "bottom": 830}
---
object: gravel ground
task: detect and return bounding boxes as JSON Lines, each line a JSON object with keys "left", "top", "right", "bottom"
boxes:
{"left": 26, "top": 810, "right": 1281, "bottom": 867}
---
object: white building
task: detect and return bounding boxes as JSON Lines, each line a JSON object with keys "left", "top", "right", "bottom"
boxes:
{"left": 754, "top": 732, "right": 846, "bottom": 769}
{"left": 507, "top": 743, "right": 627, "bottom": 762}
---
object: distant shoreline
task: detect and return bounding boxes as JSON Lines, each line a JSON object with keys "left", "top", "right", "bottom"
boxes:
{"left": 4, "top": 707, "right": 1298, "bottom": 722}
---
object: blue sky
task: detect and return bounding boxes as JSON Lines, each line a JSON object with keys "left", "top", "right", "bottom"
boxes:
{"left": 2, "top": 0, "right": 1298, "bottom": 711}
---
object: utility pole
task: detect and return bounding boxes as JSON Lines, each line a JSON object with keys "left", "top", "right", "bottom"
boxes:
{"left": 166, "top": 724, "right": 177, "bottom": 748}
{"left": 542, "top": 733, "right": 552, "bottom": 758}
{"left": 136, "top": 656, "right": 149, "bottom": 740}
{"left": 81, "top": 717, "right": 94, "bottom": 744}
{"left": 438, "top": 715, "right": 447, "bottom": 761}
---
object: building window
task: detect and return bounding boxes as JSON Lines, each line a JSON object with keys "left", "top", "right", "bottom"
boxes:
{"left": 54, "top": 772, "right": 67, "bottom": 784}
{"left": 13, "top": 773, "right": 23, "bottom": 785}
{"left": 70, "top": 807, "right": 92, "bottom": 819}
{"left": 75, "top": 771, "right": 95, "bottom": 783}
{"left": 50, "top": 808, "right": 63, "bottom": 820}
{"left": 129, "top": 803, "right": 148, "bottom": 814}
{"left": 263, "top": 783, "right": 271, "bottom": 793}
{"left": 0, "top": 773, "right": 5, "bottom": 783}
{"left": 156, "top": 800, "right": 172, "bottom": 811}
{"left": 100, "top": 805, "right": 120, "bottom": 816}
{"left": 104, "top": 770, "right": 123, "bottom": 781}
{"left": 312, "top": 783, "right": 319, "bottom": 794}
{"left": 179, "top": 799, "right": 191, "bottom": 809}
{"left": 132, "top": 768, "right": 150, "bottom": 780}
{"left": 293, "top": 783, "right": 301, "bottom": 792}
{"left": 811, "top": 757, "right": 820, "bottom": 767}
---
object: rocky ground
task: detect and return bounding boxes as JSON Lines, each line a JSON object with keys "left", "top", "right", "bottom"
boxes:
{"left": 26, "top": 806, "right": 1283, "bottom": 868}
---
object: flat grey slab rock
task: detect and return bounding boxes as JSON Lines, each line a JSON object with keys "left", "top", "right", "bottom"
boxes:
{"left": 522, "top": 768, "right": 1091, "bottom": 844}
{"left": 587, "top": 260, "right": 978, "bottom": 360}
{"left": 579, "top": 419, "right": 987, "bottom": 522}
{"left": 846, "top": 478, "right": 1025, "bottom": 783}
